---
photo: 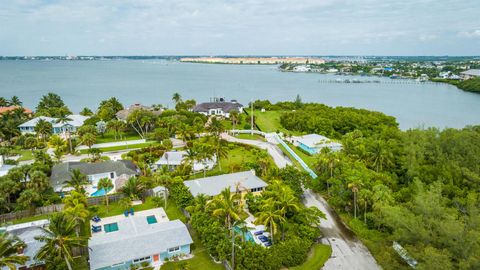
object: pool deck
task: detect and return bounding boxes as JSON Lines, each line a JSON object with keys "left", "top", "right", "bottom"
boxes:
{"left": 90, "top": 208, "right": 169, "bottom": 236}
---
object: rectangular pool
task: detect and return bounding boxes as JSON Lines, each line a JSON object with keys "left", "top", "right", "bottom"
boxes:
{"left": 146, "top": 215, "right": 158, "bottom": 224}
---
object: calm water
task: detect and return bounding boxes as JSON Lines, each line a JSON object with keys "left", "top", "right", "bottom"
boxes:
{"left": 1, "top": 60, "right": 479, "bottom": 130}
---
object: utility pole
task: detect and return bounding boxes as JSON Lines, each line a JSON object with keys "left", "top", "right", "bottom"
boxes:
{"left": 250, "top": 100, "right": 253, "bottom": 135}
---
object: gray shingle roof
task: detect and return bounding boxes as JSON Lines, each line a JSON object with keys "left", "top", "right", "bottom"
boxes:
{"left": 183, "top": 170, "right": 268, "bottom": 197}
{"left": 50, "top": 160, "right": 138, "bottom": 190}
{"left": 88, "top": 219, "right": 193, "bottom": 269}
{"left": 193, "top": 101, "right": 243, "bottom": 113}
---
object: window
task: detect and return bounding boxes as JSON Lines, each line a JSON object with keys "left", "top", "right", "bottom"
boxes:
{"left": 168, "top": 246, "right": 180, "bottom": 253}
{"left": 251, "top": 187, "right": 262, "bottom": 192}
{"left": 133, "top": 256, "right": 151, "bottom": 263}
{"left": 110, "top": 172, "right": 115, "bottom": 179}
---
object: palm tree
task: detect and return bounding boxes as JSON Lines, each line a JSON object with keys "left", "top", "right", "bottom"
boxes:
{"left": 254, "top": 202, "right": 285, "bottom": 245}
{"left": 56, "top": 114, "right": 73, "bottom": 153}
{"left": 368, "top": 140, "right": 394, "bottom": 172}
{"left": 0, "top": 233, "right": 28, "bottom": 270}
{"left": 81, "top": 133, "right": 96, "bottom": 155}
{"left": 9, "top": 96, "right": 22, "bottom": 106}
{"left": 64, "top": 169, "right": 88, "bottom": 193}
{"left": 106, "top": 120, "right": 125, "bottom": 140}
{"left": 97, "top": 177, "right": 114, "bottom": 211}
{"left": 63, "top": 191, "right": 90, "bottom": 236}
{"left": 35, "top": 213, "right": 85, "bottom": 270}
{"left": 34, "top": 119, "right": 53, "bottom": 143}
{"left": 172, "top": 93, "right": 182, "bottom": 104}
{"left": 208, "top": 188, "right": 241, "bottom": 230}
{"left": 316, "top": 150, "right": 340, "bottom": 196}
{"left": 212, "top": 139, "right": 228, "bottom": 171}
{"left": 230, "top": 110, "right": 239, "bottom": 131}
{"left": 120, "top": 177, "right": 145, "bottom": 200}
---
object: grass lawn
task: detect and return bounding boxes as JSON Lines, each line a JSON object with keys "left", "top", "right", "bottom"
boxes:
{"left": 251, "top": 110, "right": 301, "bottom": 135}
{"left": 79, "top": 141, "right": 159, "bottom": 154}
{"left": 10, "top": 148, "right": 35, "bottom": 161}
{"left": 287, "top": 143, "right": 317, "bottom": 168}
{"left": 161, "top": 229, "right": 224, "bottom": 270}
{"left": 233, "top": 133, "right": 265, "bottom": 141}
{"left": 277, "top": 143, "right": 302, "bottom": 170}
{"left": 91, "top": 196, "right": 159, "bottom": 218}
{"left": 95, "top": 131, "right": 142, "bottom": 144}
{"left": 289, "top": 244, "right": 332, "bottom": 270}
{"left": 8, "top": 213, "right": 51, "bottom": 225}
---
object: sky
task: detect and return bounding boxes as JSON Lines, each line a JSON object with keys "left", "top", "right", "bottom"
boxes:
{"left": 0, "top": 0, "right": 479, "bottom": 56}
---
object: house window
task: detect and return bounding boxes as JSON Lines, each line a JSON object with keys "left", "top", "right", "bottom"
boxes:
{"left": 110, "top": 172, "right": 115, "bottom": 179}
{"left": 133, "top": 256, "right": 151, "bottom": 263}
{"left": 251, "top": 187, "right": 262, "bottom": 192}
{"left": 168, "top": 246, "right": 180, "bottom": 253}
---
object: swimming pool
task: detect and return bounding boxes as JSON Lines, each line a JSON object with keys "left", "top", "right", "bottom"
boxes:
{"left": 90, "top": 187, "right": 112, "bottom": 197}
{"left": 233, "top": 226, "right": 255, "bottom": 243}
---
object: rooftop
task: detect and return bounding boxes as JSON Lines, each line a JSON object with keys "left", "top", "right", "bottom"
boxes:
{"left": 460, "top": 69, "right": 480, "bottom": 77}
{"left": 0, "top": 106, "right": 32, "bottom": 115}
{"left": 88, "top": 208, "right": 192, "bottom": 269}
{"left": 183, "top": 170, "right": 268, "bottom": 197}
{"left": 18, "top": 114, "right": 89, "bottom": 128}
{"left": 115, "top": 104, "right": 162, "bottom": 121}
{"left": 296, "top": 134, "right": 342, "bottom": 149}
{"left": 156, "top": 150, "right": 188, "bottom": 166}
{"left": 193, "top": 100, "right": 243, "bottom": 113}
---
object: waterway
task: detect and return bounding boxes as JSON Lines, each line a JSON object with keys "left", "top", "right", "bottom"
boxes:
{"left": 0, "top": 59, "right": 479, "bottom": 130}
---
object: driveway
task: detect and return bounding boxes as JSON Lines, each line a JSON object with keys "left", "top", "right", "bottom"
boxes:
{"left": 222, "top": 132, "right": 380, "bottom": 270}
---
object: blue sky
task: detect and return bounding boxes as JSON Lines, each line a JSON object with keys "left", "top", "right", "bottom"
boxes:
{"left": 0, "top": 0, "right": 479, "bottom": 56}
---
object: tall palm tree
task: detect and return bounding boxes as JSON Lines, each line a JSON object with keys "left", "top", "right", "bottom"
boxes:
{"left": 0, "top": 233, "right": 28, "bottom": 270}
{"left": 208, "top": 188, "right": 241, "bottom": 230}
{"left": 35, "top": 213, "right": 85, "bottom": 270}
{"left": 81, "top": 133, "right": 96, "bottom": 155}
{"left": 120, "top": 177, "right": 145, "bottom": 200}
{"left": 56, "top": 114, "right": 73, "bottom": 153}
{"left": 106, "top": 120, "right": 125, "bottom": 140}
{"left": 9, "top": 96, "right": 22, "bottom": 106}
{"left": 212, "top": 139, "right": 228, "bottom": 171}
{"left": 34, "top": 119, "right": 53, "bottom": 143}
{"left": 63, "top": 191, "right": 90, "bottom": 236}
{"left": 63, "top": 169, "right": 88, "bottom": 193}
{"left": 172, "top": 93, "right": 182, "bottom": 104}
{"left": 254, "top": 202, "right": 285, "bottom": 245}
{"left": 97, "top": 177, "right": 114, "bottom": 211}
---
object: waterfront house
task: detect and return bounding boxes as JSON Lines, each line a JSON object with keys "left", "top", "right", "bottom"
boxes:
{"left": 88, "top": 208, "right": 193, "bottom": 270}
{"left": 183, "top": 170, "right": 268, "bottom": 202}
{"left": 154, "top": 150, "right": 216, "bottom": 172}
{"left": 460, "top": 69, "right": 480, "bottom": 80}
{"left": 18, "top": 114, "right": 89, "bottom": 134}
{"left": 0, "top": 106, "right": 32, "bottom": 116}
{"left": 193, "top": 98, "right": 243, "bottom": 118}
{"left": 50, "top": 160, "right": 139, "bottom": 196}
{"left": 294, "top": 134, "right": 342, "bottom": 155}
{"left": 115, "top": 103, "right": 163, "bottom": 121}
{"left": 0, "top": 220, "right": 50, "bottom": 269}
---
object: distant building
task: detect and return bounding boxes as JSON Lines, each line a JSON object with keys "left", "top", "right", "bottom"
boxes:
{"left": 115, "top": 103, "right": 163, "bottom": 121}
{"left": 193, "top": 98, "right": 243, "bottom": 118}
{"left": 294, "top": 134, "right": 342, "bottom": 155}
{"left": 460, "top": 69, "right": 480, "bottom": 80}
{"left": 183, "top": 170, "right": 267, "bottom": 202}
{"left": 154, "top": 150, "right": 216, "bottom": 172}
{"left": 50, "top": 160, "right": 139, "bottom": 196}
{"left": 0, "top": 106, "right": 32, "bottom": 115}
{"left": 18, "top": 114, "right": 89, "bottom": 134}
{"left": 88, "top": 208, "right": 193, "bottom": 270}
{"left": 0, "top": 220, "right": 50, "bottom": 269}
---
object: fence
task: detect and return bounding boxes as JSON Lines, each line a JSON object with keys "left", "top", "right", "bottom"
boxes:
{"left": 273, "top": 134, "right": 318, "bottom": 178}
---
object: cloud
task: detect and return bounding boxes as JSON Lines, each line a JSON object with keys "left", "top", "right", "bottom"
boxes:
{"left": 0, "top": 0, "right": 479, "bottom": 55}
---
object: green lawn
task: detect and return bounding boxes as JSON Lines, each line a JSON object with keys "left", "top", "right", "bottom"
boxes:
{"left": 289, "top": 244, "right": 332, "bottom": 270}
{"left": 287, "top": 143, "right": 317, "bottom": 167}
{"left": 10, "top": 148, "right": 35, "bottom": 161}
{"left": 95, "top": 131, "right": 142, "bottom": 144}
{"left": 233, "top": 133, "right": 265, "bottom": 141}
{"left": 8, "top": 213, "right": 51, "bottom": 225}
{"left": 252, "top": 110, "right": 284, "bottom": 132}
{"left": 79, "top": 141, "right": 159, "bottom": 154}
{"left": 92, "top": 196, "right": 159, "bottom": 218}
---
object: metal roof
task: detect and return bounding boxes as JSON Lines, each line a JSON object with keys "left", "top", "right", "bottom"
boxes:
{"left": 460, "top": 69, "right": 480, "bottom": 77}
{"left": 18, "top": 114, "right": 89, "bottom": 128}
{"left": 193, "top": 101, "right": 243, "bottom": 113}
{"left": 88, "top": 219, "right": 193, "bottom": 269}
{"left": 183, "top": 170, "right": 268, "bottom": 197}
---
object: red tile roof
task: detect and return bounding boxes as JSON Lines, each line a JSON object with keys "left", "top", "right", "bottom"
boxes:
{"left": 0, "top": 106, "right": 33, "bottom": 114}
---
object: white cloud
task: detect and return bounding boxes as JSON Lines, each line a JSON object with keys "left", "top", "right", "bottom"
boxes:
{"left": 458, "top": 29, "right": 480, "bottom": 38}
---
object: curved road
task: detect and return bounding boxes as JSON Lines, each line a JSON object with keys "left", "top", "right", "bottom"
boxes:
{"left": 222, "top": 133, "right": 380, "bottom": 270}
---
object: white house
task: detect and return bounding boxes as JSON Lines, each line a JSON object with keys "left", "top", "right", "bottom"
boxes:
{"left": 192, "top": 98, "right": 243, "bottom": 118}
{"left": 50, "top": 160, "right": 139, "bottom": 197}
{"left": 154, "top": 150, "right": 216, "bottom": 172}
{"left": 294, "top": 134, "right": 342, "bottom": 155}
{"left": 18, "top": 114, "right": 89, "bottom": 134}
{"left": 460, "top": 69, "right": 480, "bottom": 80}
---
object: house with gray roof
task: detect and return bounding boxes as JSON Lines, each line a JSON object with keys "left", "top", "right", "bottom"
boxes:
{"left": 193, "top": 97, "right": 243, "bottom": 118}
{"left": 294, "top": 134, "right": 343, "bottom": 155}
{"left": 115, "top": 103, "right": 163, "bottom": 121}
{"left": 183, "top": 170, "right": 268, "bottom": 198}
{"left": 460, "top": 69, "right": 480, "bottom": 80}
{"left": 50, "top": 160, "right": 139, "bottom": 196}
{"left": 88, "top": 209, "right": 193, "bottom": 270}
{"left": 18, "top": 114, "right": 89, "bottom": 134}
{"left": 154, "top": 150, "right": 216, "bottom": 172}
{"left": 0, "top": 220, "right": 50, "bottom": 269}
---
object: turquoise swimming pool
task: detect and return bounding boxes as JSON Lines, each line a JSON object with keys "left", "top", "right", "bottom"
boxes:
{"left": 233, "top": 226, "right": 254, "bottom": 243}
{"left": 91, "top": 187, "right": 112, "bottom": 197}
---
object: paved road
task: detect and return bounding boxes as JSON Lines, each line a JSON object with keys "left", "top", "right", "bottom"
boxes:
{"left": 221, "top": 133, "right": 292, "bottom": 168}
{"left": 76, "top": 139, "right": 147, "bottom": 150}
{"left": 222, "top": 133, "right": 380, "bottom": 270}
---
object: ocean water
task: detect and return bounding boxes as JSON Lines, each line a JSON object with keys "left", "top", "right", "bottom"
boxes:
{"left": 0, "top": 59, "right": 479, "bottom": 130}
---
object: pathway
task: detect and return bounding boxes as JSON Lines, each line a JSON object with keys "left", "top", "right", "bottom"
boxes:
{"left": 222, "top": 132, "right": 380, "bottom": 270}
{"left": 76, "top": 139, "right": 147, "bottom": 150}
